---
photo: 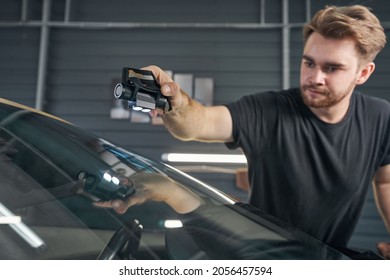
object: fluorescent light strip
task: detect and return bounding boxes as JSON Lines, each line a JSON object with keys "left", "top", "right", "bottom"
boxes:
{"left": 0, "top": 216, "right": 22, "bottom": 224}
{"left": 162, "top": 153, "right": 247, "bottom": 164}
{"left": 0, "top": 203, "right": 46, "bottom": 249}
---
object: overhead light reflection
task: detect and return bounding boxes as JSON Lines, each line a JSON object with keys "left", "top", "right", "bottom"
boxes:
{"left": 103, "top": 172, "right": 112, "bottom": 182}
{"left": 0, "top": 203, "right": 46, "bottom": 250}
{"left": 103, "top": 172, "right": 120, "bottom": 185}
{"left": 164, "top": 220, "right": 183, "bottom": 228}
{"left": 161, "top": 153, "right": 247, "bottom": 164}
{"left": 0, "top": 216, "right": 21, "bottom": 224}
{"left": 132, "top": 106, "right": 143, "bottom": 111}
{"left": 111, "top": 176, "right": 120, "bottom": 185}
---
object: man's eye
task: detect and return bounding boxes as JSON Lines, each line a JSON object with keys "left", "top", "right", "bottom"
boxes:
{"left": 324, "top": 66, "right": 338, "bottom": 73}
{"left": 304, "top": 61, "right": 314, "bottom": 68}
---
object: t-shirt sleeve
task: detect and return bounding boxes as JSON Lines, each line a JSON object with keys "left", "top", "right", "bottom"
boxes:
{"left": 376, "top": 99, "right": 390, "bottom": 167}
{"left": 224, "top": 91, "right": 280, "bottom": 153}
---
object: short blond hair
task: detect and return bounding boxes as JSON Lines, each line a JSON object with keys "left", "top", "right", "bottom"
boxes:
{"left": 303, "top": 5, "right": 386, "bottom": 62}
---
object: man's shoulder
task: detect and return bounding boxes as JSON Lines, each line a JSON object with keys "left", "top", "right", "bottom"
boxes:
{"left": 354, "top": 90, "right": 388, "bottom": 102}
{"left": 252, "top": 87, "right": 300, "bottom": 96}
{"left": 226, "top": 88, "right": 301, "bottom": 111}
{"left": 249, "top": 88, "right": 301, "bottom": 101}
{"left": 354, "top": 91, "right": 390, "bottom": 112}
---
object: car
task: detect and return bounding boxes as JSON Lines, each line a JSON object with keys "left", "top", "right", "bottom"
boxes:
{"left": 0, "top": 97, "right": 384, "bottom": 260}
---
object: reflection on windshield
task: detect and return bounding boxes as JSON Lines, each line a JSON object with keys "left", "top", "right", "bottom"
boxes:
{"left": 0, "top": 203, "right": 45, "bottom": 250}
{"left": 0, "top": 106, "right": 349, "bottom": 260}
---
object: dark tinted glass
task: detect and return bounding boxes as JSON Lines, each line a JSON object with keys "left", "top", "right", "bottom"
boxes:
{"left": 0, "top": 102, "right": 348, "bottom": 260}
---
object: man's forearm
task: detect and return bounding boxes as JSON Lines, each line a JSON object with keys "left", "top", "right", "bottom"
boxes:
{"left": 161, "top": 90, "right": 207, "bottom": 141}
{"left": 373, "top": 179, "right": 390, "bottom": 259}
{"left": 374, "top": 182, "right": 390, "bottom": 233}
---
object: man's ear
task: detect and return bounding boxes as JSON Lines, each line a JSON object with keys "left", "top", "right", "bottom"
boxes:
{"left": 356, "top": 62, "right": 375, "bottom": 85}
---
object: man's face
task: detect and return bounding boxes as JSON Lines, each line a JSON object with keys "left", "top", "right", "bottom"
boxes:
{"left": 300, "top": 32, "right": 362, "bottom": 109}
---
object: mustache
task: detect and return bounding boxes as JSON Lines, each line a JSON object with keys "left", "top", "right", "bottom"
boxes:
{"left": 301, "top": 84, "right": 329, "bottom": 95}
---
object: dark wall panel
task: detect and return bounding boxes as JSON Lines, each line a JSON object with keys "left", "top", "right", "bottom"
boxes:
{"left": 0, "top": 28, "right": 40, "bottom": 106}
{"left": 0, "top": 0, "right": 389, "bottom": 253}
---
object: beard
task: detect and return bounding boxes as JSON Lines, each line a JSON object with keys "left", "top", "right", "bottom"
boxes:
{"left": 300, "top": 81, "right": 355, "bottom": 108}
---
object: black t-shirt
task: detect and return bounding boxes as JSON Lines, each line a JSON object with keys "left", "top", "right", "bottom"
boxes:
{"left": 225, "top": 88, "right": 390, "bottom": 247}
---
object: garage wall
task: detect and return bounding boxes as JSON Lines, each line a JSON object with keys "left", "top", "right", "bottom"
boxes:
{"left": 0, "top": 0, "right": 389, "bottom": 252}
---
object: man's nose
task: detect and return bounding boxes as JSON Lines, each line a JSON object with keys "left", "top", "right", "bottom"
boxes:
{"left": 310, "top": 67, "right": 326, "bottom": 85}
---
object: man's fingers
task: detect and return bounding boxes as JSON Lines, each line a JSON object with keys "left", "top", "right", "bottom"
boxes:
{"left": 140, "top": 65, "right": 180, "bottom": 99}
{"left": 93, "top": 201, "right": 114, "bottom": 208}
{"left": 161, "top": 84, "right": 172, "bottom": 96}
{"left": 161, "top": 82, "right": 181, "bottom": 96}
{"left": 141, "top": 65, "right": 183, "bottom": 112}
{"left": 377, "top": 242, "right": 390, "bottom": 259}
{"left": 162, "top": 83, "right": 184, "bottom": 110}
{"left": 142, "top": 65, "right": 173, "bottom": 84}
{"left": 111, "top": 200, "right": 130, "bottom": 214}
{"left": 94, "top": 199, "right": 131, "bottom": 214}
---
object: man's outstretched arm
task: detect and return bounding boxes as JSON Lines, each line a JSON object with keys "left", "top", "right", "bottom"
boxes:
{"left": 373, "top": 163, "right": 390, "bottom": 259}
{"left": 144, "top": 65, "right": 234, "bottom": 143}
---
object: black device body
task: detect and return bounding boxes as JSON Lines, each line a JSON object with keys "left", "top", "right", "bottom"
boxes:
{"left": 114, "top": 68, "right": 171, "bottom": 113}
{"left": 77, "top": 170, "right": 136, "bottom": 202}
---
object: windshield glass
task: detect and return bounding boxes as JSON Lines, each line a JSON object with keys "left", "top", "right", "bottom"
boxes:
{"left": 0, "top": 102, "right": 348, "bottom": 260}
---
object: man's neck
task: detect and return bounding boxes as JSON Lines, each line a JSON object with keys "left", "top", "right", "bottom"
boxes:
{"left": 309, "top": 95, "right": 353, "bottom": 124}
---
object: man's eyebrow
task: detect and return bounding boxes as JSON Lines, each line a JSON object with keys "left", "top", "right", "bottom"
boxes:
{"left": 302, "top": 55, "right": 345, "bottom": 68}
{"left": 302, "top": 55, "right": 314, "bottom": 61}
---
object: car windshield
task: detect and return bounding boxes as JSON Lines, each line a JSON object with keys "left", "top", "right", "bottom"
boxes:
{"left": 0, "top": 101, "right": 348, "bottom": 260}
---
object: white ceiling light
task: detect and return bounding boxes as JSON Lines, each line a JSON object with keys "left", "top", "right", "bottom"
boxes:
{"left": 161, "top": 153, "right": 247, "bottom": 164}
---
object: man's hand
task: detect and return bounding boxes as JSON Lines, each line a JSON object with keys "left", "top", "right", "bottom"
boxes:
{"left": 142, "top": 65, "right": 233, "bottom": 142}
{"left": 377, "top": 242, "right": 390, "bottom": 259}
{"left": 142, "top": 65, "right": 185, "bottom": 117}
{"left": 94, "top": 172, "right": 203, "bottom": 214}
{"left": 94, "top": 173, "right": 172, "bottom": 213}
